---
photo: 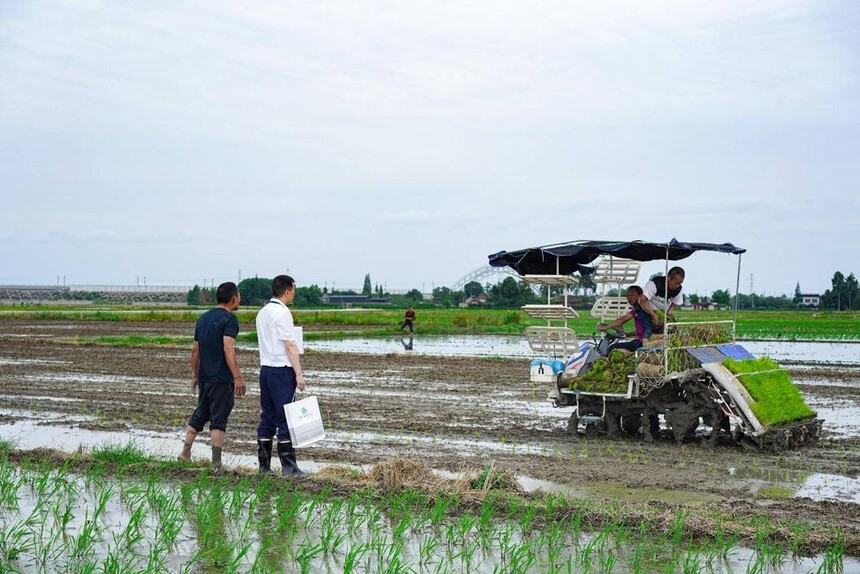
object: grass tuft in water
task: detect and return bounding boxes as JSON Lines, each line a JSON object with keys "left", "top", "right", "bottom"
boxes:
{"left": 91, "top": 441, "right": 150, "bottom": 466}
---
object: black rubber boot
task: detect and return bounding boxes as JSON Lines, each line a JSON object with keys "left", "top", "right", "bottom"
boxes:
{"left": 277, "top": 440, "right": 307, "bottom": 477}
{"left": 211, "top": 446, "right": 224, "bottom": 474}
{"left": 257, "top": 438, "right": 273, "bottom": 473}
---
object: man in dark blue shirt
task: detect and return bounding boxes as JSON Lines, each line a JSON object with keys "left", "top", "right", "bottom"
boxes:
{"left": 178, "top": 282, "right": 246, "bottom": 472}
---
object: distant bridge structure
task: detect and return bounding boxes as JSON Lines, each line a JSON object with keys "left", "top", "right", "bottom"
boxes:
{"left": 0, "top": 284, "right": 189, "bottom": 304}
{"left": 449, "top": 266, "right": 521, "bottom": 291}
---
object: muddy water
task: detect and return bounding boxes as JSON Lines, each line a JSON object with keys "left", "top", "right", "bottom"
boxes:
{"left": 307, "top": 335, "right": 860, "bottom": 363}
{"left": 6, "top": 465, "right": 857, "bottom": 573}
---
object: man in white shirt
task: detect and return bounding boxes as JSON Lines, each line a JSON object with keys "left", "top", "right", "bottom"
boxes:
{"left": 255, "top": 275, "right": 308, "bottom": 476}
{"left": 639, "top": 266, "right": 685, "bottom": 338}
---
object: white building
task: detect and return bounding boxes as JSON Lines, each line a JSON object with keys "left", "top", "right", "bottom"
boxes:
{"left": 800, "top": 294, "right": 820, "bottom": 307}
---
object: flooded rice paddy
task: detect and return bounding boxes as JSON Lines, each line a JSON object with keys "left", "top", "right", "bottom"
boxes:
{"left": 1, "top": 319, "right": 860, "bottom": 570}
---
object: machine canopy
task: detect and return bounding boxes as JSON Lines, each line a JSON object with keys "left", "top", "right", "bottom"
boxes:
{"left": 487, "top": 239, "right": 745, "bottom": 276}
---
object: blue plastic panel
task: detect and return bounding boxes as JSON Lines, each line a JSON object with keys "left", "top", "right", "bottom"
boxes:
{"left": 716, "top": 344, "right": 756, "bottom": 361}
{"left": 686, "top": 346, "right": 727, "bottom": 365}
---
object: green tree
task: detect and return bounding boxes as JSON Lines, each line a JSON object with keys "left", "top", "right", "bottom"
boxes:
{"left": 847, "top": 273, "right": 859, "bottom": 310}
{"left": 186, "top": 285, "right": 215, "bottom": 305}
{"left": 238, "top": 277, "right": 272, "bottom": 307}
{"left": 825, "top": 271, "right": 859, "bottom": 310}
{"left": 295, "top": 285, "right": 323, "bottom": 306}
{"left": 186, "top": 285, "right": 200, "bottom": 305}
{"left": 432, "top": 286, "right": 451, "bottom": 304}
{"left": 688, "top": 293, "right": 700, "bottom": 305}
{"left": 362, "top": 274, "right": 372, "bottom": 296}
{"left": 711, "top": 289, "right": 731, "bottom": 308}
{"left": 496, "top": 277, "right": 521, "bottom": 307}
{"left": 405, "top": 288, "right": 423, "bottom": 303}
{"left": 793, "top": 282, "right": 802, "bottom": 304}
{"left": 463, "top": 281, "right": 484, "bottom": 298}
{"left": 517, "top": 280, "right": 537, "bottom": 305}
{"left": 579, "top": 274, "right": 596, "bottom": 295}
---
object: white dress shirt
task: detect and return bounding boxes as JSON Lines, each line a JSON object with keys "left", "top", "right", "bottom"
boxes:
{"left": 256, "top": 298, "right": 296, "bottom": 367}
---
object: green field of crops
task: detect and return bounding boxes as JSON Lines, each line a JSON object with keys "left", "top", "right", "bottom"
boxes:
{"left": 3, "top": 306, "right": 854, "bottom": 343}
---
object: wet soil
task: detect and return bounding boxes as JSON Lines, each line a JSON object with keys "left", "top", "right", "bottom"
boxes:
{"left": 2, "top": 319, "right": 860, "bottom": 551}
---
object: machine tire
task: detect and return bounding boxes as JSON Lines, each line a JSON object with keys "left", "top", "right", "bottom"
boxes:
{"left": 620, "top": 414, "right": 642, "bottom": 436}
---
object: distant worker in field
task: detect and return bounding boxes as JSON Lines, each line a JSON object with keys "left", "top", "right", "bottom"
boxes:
{"left": 639, "top": 266, "right": 685, "bottom": 338}
{"left": 255, "top": 274, "right": 308, "bottom": 476}
{"left": 400, "top": 306, "right": 416, "bottom": 333}
{"left": 178, "top": 281, "right": 246, "bottom": 472}
{"left": 598, "top": 285, "right": 645, "bottom": 352}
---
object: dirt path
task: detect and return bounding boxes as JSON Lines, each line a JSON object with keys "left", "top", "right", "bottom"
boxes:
{"left": 2, "top": 319, "right": 860, "bottom": 548}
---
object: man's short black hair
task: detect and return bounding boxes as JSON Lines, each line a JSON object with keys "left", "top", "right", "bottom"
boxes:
{"left": 272, "top": 275, "right": 295, "bottom": 297}
{"left": 628, "top": 285, "right": 643, "bottom": 295}
{"left": 668, "top": 266, "right": 685, "bottom": 279}
{"left": 216, "top": 282, "right": 239, "bottom": 304}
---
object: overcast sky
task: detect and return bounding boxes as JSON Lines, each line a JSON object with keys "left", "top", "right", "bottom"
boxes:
{"left": 1, "top": 1, "right": 858, "bottom": 296}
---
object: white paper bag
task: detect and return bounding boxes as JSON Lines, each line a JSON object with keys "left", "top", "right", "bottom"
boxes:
{"left": 284, "top": 395, "right": 325, "bottom": 447}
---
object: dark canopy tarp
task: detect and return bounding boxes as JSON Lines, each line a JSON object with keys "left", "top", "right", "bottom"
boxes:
{"left": 487, "top": 239, "right": 745, "bottom": 276}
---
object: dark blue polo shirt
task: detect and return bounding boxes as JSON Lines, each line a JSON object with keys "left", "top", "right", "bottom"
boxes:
{"left": 194, "top": 307, "right": 240, "bottom": 384}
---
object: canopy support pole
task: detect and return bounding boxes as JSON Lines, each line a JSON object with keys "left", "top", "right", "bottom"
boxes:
{"left": 664, "top": 246, "right": 670, "bottom": 374}
{"left": 733, "top": 253, "right": 743, "bottom": 341}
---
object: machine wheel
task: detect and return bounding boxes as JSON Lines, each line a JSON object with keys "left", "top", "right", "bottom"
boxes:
{"left": 620, "top": 414, "right": 642, "bottom": 436}
{"left": 567, "top": 412, "right": 580, "bottom": 435}
{"left": 583, "top": 419, "right": 606, "bottom": 437}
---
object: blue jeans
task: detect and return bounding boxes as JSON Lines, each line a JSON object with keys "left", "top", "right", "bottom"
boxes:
{"left": 636, "top": 308, "right": 656, "bottom": 339}
{"left": 258, "top": 366, "right": 297, "bottom": 441}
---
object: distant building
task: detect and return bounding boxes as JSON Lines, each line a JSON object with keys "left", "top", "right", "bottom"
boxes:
{"left": 459, "top": 294, "right": 489, "bottom": 308}
{"left": 692, "top": 297, "right": 719, "bottom": 311}
{"left": 321, "top": 294, "right": 391, "bottom": 306}
{"left": 799, "top": 294, "right": 820, "bottom": 307}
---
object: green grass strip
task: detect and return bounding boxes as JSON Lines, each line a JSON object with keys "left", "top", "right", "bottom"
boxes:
{"left": 724, "top": 357, "right": 816, "bottom": 426}
{"left": 91, "top": 441, "right": 151, "bottom": 466}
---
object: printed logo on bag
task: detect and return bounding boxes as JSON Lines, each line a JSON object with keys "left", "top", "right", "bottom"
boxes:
{"left": 301, "top": 406, "right": 308, "bottom": 416}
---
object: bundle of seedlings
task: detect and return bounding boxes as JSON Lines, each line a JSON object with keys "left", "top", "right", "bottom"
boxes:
{"left": 724, "top": 357, "right": 817, "bottom": 426}
{"left": 668, "top": 323, "right": 733, "bottom": 349}
{"left": 456, "top": 462, "right": 523, "bottom": 495}
{"left": 568, "top": 349, "right": 635, "bottom": 394}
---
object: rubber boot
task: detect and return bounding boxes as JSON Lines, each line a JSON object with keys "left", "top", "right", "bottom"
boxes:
{"left": 277, "top": 440, "right": 306, "bottom": 477}
{"left": 257, "top": 438, "right": 273, "bottom": 473}
{"left": 211, "top": 446, "right": 224, "bottom": 474}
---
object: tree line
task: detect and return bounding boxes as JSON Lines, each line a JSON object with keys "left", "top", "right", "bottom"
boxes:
{"left": 186, "top": 275, "right": 555, "bottom": 308}
{"left": 186, "top": 269, "right": 857, "bottom": 310}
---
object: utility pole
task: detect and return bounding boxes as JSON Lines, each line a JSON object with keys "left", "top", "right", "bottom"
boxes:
{"left": 238, "top": 269, "right": 242, "bottom": 283}
{"left": 750, "top": 273, "right": 754, "bottom": 308}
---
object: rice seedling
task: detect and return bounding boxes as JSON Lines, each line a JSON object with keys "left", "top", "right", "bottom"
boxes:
{"left": 818, "top": 537, "right": 846, "bottom": 574}
{"left": 505, "top": 541, "right": 537, "bottom": 573}
{"left": 670, "top": 510, "right": 687, "bottom": 547}
{"left": 681, "top": 548, "right": 703, "bottom": 574}
{"left": 724, "top": 357, "right": 816, "bottom": 425}
{"left": 341, "top": 541, "right": 369, "bottom": 574}
{"left": 0, "top": 450, "right": 854, "bottom": 574}
{"left": 68, "top": 509, "right": 100, "bottom": 562}
{"left": 419, "top": 533, "right": 442, "bottom": 566}
{"left": 91, "top": 441, "right": 149, "bottom": 467}
{"left": 428, "top": 493, "right": 457, "bottom": 525}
